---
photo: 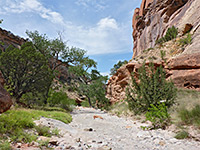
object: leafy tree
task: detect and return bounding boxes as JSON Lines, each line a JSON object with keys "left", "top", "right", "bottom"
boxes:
{"left": 26, "top": 30, "right": 87, "bottom": 101}
{"left": 0, "top": 42, "right": 53, "bottom": 105}
{"left": 69, "top": 57, "right": 109, "bottom": 108}
{"left": 110, "top": 60, "right": 128, "bottom": 75}
{"left": 26, "top": 30, "right": 87, "bottom": 71}
{"left": 126, "top": 62, "right": 177, "bottom": 114}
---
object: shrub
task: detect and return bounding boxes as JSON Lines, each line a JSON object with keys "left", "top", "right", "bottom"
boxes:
{"left": 175, "top": 131, "right": 189, "bottom": 139}
{"left": 0, "top": 141, "right": 11, "bottom": 150}
{"left": 35, "top": 125, "right": 51, "bottom": 137}
{"left": 47, "top": 91, "right": 75, "bottom": 111}
{"left": 178, "top": 33, "right": 192, "bottom": 46}
{"left": 145, "top": 103, "right": 171, "bottom": 129}
{"left": 126, "top": 62, "right": 177, "bottom": 114}
{"left": 156, "top": 26, "right": 178, "bottom": 45}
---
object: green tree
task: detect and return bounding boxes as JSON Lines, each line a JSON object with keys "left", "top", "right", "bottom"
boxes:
{"left": 126, "top": 62, "right": 177, "bottom": 114}
{"left": 110, "top": 60, "right": 128, "bottom": 75}
{"left": 0, "top": 42, "right": 53, "bottom": 105}
{"left": 69, "top": 58, "right": 109, "bottom": 108}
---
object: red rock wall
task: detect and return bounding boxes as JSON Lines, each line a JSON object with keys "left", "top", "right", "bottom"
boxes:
{"left": 132, "top": 0, "right": 193, "bottom": 58}
{"left": 0, "top": 27, "right": 26, "bottom": 51}
{"left": 107, "top": 0, "right": 200, "bottom": 103}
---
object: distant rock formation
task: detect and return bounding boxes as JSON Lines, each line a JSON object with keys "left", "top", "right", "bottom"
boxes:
{"left": 0, "top": 28, "right": 27, "bottom": 51}
{"left": 107, "top": 0, "right": 200, "bottom": 103}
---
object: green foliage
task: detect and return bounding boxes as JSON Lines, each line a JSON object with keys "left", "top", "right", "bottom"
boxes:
{"left": 69, "top": 55, "right": 109, "bottom": 109}
{"left": 0, "top": 42, "right": 53, "bottom": 104}
{"left": 51, "top": 128, "right": 60, "bottom": 136}
{"left": 47, "top": 90, "right": 75, "bottom": 111}
{"left": 145, "top": 103, "right": 171, "bottom": 129}
{"left": 175, "top": 131, "right": 189, "bottom": 139}
{"left": 110, "top": 60, "right": 128, "bottom": 75}
{"left": 160, "top": 50, "right": 166, "bottom": 61}
{"left": 178, "top": 105, "right": 200, "bottom": 127}
{"left": 178, "top": 33, "right": 192, "bottom": 46}
{"left": 35, "top": 125, "right": 51, "bottom": 137}
{"left": 0, "top": 141, "right": 11, "bottom": 150}
{"left": 0, "top": 109, "right": 72, "bottom": 142}
{"left": 126, "top": 62, "right": 177, "bottom": 114}
{"left": 156, "top": 26, "right": 178, "bottom": 44}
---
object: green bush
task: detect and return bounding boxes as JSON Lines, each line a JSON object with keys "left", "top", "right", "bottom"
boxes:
{"left": 145, "top": 103, "right": 170, "bottom": 129}
{"left": 0, "top": 141, "right": 11, "bottom": 150}
{"left": 126, "top": 62, "right": 177, "bottom": 114}
{"left": 178, "top": 105, "right": 200, "bottom": 127}
{"left": 47, "top": 91, "right": 75, "bottom": 111}
{"left": 175, "top": 130, "right": 189, "bottom": 139}
{"left": 178, "top": 33, "right": 192, "bottom": 46}
{"left": 35, "top": 125, "right": 51, "bottom": 137}
{"left": 156, "top": 26, "right": 178, "bottom": 44}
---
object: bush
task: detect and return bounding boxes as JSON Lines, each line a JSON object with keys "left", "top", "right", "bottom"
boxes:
{"left": 175, "top": 131, "right": 189, "bottom": 139}
{"left": 35, "top": 125, "right": 51, "bottom": 137}
{"left": 47, "top": 91, "right": 75, "bottom": 111}
{"left": 156, "top": 26, "right": 178, "bottom": 44}
{"left": 145, "top": 103, "right": 171, "bottom": 129}
{"left": 126, "top": 62, "right": 177, "bottom": 114}
{"left": 0, "top": 141, "right": 11, "bottom": 150}
{"left": 178, "top": 105, "right": 200, "bottom": 127}
{"left": 178, "top": 33, "right": 192, "bottom": 46}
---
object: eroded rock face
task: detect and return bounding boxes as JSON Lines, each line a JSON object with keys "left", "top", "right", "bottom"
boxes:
{"left": 107, "top": 0, "right": 200, "bottom": 103}
{"left": 167, "top": 53, "right": 200, "bottom": 89}
{"left": 106, "top": 53, "right": 200, "bottom": 103}
{"left": 132, "top": 0, "right": 200, "bottom": 58}
{"left": 0, "top": 72, "right": 12, "bottom": 113}
{"left": 0, "top": 27, "right": 26, "bottom": 51}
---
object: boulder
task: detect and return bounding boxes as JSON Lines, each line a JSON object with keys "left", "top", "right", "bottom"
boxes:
{"left": 0, "top": 72, "right": 12, "bottom": 113}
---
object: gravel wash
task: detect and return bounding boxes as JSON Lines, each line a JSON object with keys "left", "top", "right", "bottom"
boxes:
{"left": 35, "top": 107, "right": 200, "bottom": 150}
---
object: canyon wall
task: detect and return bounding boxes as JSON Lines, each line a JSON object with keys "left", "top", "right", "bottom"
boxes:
{"left": 107, "top": 0, "right": 200, "bottom": 103}
{"left": 132, "top": 0, "right": 200, "bottom": 58}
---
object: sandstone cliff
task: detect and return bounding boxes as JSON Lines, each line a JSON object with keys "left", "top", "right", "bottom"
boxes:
{"left": 107, "top": 0, "right": 200, "bottom": 103}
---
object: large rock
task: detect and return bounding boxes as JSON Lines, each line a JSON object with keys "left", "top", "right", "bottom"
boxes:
{"left": 167, "top": 53, "right": 200, "bottom": 89}
{"left": 132, "top": 0, "right": 200, "bottom": 58}
{"left": 0, "top": 72, "right": 12, "bottom": 113}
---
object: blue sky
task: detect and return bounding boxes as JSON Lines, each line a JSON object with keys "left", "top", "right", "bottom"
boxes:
{"left": 0, "top": 0, "right": 140, "bottom": 76}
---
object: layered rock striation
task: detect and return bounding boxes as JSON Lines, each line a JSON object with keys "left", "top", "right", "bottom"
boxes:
{"left": 132, "top": 0, "right": 200, "bottom": 58}
{"left": 107, "top": 0, "right": 200, "bottom": 103}
{"left": 0, "top": 28, "right": 26, "bottom": 51}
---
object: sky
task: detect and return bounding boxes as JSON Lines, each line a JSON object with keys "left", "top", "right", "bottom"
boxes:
{"left": 0, "top": 0, "right": 140, "bottom": 76}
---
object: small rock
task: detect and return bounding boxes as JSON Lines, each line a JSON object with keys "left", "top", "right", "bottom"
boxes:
{"left": 84, "top": 128, "right": 93, "bottom": 131}
{"left": 49, "top": 139, "right": 58, "bottom": 146}
{"left": 16, "top": 143, "right": 22, "bottom": 148}
{"left": 159, "top": 140, "right": 166, "bottom": 146}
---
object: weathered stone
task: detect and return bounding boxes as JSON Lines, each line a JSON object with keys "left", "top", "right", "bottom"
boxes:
{"left": 132, "top": 0, "right": 200, "bottom": 58}
{"left": 0, "top": 72, "right": 13, "bottom": 113}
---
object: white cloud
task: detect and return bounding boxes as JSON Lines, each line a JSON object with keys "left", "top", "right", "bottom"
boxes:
{"left": 1, "top": 0, "right": 64, "bottom": 25}
{"left": 0, "top": 0, "right": 132, "bottom": 56}
{"left": 64, "top": 17, "right": 131, "bottom": 55}
{"left": 97, "top": 17, "right": 118, "bottom": 30}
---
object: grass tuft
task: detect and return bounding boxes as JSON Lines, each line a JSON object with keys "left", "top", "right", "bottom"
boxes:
{"left": 175, "top": 130, "right": 189, "bottom": 139}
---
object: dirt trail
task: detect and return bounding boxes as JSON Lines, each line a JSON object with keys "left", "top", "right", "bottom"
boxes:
{"left": 35, "top": 107, "right": 200, "bottom": 150}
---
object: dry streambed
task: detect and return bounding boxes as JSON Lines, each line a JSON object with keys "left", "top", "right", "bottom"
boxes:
{"left": 34, "top": 107, "right": 200, "bottom": 150}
